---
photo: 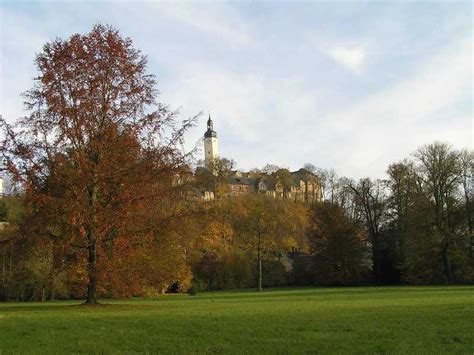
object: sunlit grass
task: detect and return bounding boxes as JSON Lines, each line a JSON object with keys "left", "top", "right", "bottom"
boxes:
{"left": 1, "top": 286, "right": 473, "bottom": 353}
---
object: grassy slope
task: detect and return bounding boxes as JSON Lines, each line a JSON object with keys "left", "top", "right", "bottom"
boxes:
{"left": 0, "top": 286, "right": 473, "bottom": 354}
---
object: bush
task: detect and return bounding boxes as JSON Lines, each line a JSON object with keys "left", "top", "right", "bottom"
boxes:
{"left": 193, "top": 251, "right": 254, "bottom": 290}
{"left": 187, "top": 283, "right": 199, "bottom": 296}
{"left": 258, "top": 260, "right": 289, "bottom": 287}
{"left": 291, "top": 257, "right": 313, "bottom": 286}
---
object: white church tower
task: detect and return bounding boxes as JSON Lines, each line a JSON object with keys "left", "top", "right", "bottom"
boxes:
{"left": 204, "top": 114, "right": 218, "bottom": 166}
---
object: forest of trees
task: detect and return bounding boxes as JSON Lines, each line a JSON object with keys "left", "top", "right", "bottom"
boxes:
{"left": 0, "top": 25, "right": 472, "bottom": 302}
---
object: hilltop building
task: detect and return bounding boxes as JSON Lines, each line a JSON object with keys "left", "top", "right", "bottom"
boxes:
{"left": 201, "top": 117, "right": 322, "bottom": 203}
{"left": 227, "top": 169, "right": 322, "bottom": 203}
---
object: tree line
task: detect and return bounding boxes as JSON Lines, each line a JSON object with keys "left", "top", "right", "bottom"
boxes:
{"left": 0, "top": 25, "right": 472, "bottom": 302}
{"left": 188, "top": 142, "right": 473, "bottom": 290}
{"left": 306, "top": 144, "right": 473, "bottom": 286}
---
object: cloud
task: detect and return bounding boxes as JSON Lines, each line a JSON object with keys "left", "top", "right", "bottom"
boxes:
{"left": 159, "top": 33, "right": 471, "bottom": 177}
{"left": 0, "top": 1, "right": 256, "bottom": 125}
{"left": 319, "top": 37, "right": 472, "bottom": 177}
{"left": 161, "top": 65, "right": 267, "bottom": 150}
{"left": 327, "top": 45, "right": 366, "bottom": 73}
{"left": 156, "top": 3, "right": 255, "bottom": 47}
{"left": 0, "top": 7, "right": 49, "bottom": 124}
{"left": 0, "top": 1, "right": 471, "bottom": 179}
{"left": 159, "top": 63, "right": 326, "bottom": 169}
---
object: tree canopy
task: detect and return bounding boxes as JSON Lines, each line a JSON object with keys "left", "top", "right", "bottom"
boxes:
{"left": 0, "top": 24, "right": 196, "bottom": 303}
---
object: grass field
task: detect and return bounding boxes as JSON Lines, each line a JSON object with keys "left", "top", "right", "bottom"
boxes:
{"left": 0, "top": 286, "right": 473, "bottom": 353}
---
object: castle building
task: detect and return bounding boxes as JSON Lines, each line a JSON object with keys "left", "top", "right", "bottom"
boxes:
{"left": 204, "top": 115, "right": 218, "bottom": 166}
{"left": 227, "top": 169, "right": 322, "bottom": 203}
{"left": 201, "top": 117, "right": 322, "bottom": 204}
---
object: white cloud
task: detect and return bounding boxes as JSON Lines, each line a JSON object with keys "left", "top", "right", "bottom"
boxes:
{"left": 159, "top": 35, "right": 471, "bottom": 177}
{"left": 306, "top": 34, "right": 368, "bottom": 74}
{"left": 156, "top": 3, "right": 255, "bottom": 47}
{"left": 163, "top": 65, "right": 265, "bottom": 139}
{"left": 320, "top": 37, "right": 472, "bottom": 178}
{"left": 159, "top": 64, "right": 325, "bottom": 169}
{"left": 0, "top": 12, "right": 47, "bottom": 124}
{"left": 0, "top": 2, "right": 471, "bottom": 179}
{"left": 327, "top": 45, "right": 366, "bottom": 73}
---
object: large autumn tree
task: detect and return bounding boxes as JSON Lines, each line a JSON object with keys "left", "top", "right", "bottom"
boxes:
{"left": 0, "top": 25, "right": 195, "bottom": 304}
{"left": 221, "top": 194, "right": 307, "bottom": 291}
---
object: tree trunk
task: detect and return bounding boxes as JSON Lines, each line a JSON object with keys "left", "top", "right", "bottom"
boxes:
{"left": 372, "top": 234, "right": 382, "bottom": 284}
{"left": 464, "top": 189, "right": 473, "bottom": 259}
{"left": 1, "top": 250, "right": 6, "bottom": 302}
{"left": 86, "top": 237, "right": 98, "bottom": 304}
{"left": 257, "top": 256, "right": 263, "bottom": 292}
{"left": 49, "top": 275, "right": 55, "bottom": 301}
{"left": 441, "top": 241, "right": 453, "bottom": 284}
{"left": 85, "top": 183, "right": 99, "bottom": 305}
{"left": 41, "top": 287, "right": 46, "bottom": 302}
{"left": 257, "top": 239, "right": 263, "bottom": 292}
{"left": 469, "top": 234, "right": 473, "bottom": 259}
{"left": 3, "top": 285, "right": 8, "bottom": 302}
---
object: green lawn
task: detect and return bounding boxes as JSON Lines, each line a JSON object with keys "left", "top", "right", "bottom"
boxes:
{"left": 0, "top": 286, "right": 473, "bottom": 353}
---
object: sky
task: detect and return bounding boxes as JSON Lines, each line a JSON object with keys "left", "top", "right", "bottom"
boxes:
{"left": 1, "top": 0, "right": 472, "bottom": 179}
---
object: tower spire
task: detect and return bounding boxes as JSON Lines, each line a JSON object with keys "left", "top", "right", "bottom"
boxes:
{"left": 204, "top": 113, "right": 218, "bottom": 167}
{"left": 207, "top": 113, "right": 213, "bottom": 131}
{"left": 204, "top": 114, "right": 217, "bottom": 138}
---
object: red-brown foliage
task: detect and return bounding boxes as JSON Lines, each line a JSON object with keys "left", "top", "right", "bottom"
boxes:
{"left": 0, "top": 24, "right": 197, "bottom": 303}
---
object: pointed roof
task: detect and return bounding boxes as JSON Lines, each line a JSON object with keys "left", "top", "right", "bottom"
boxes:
{"left": 204, "top": 114, "right": 217, "bottom": 138}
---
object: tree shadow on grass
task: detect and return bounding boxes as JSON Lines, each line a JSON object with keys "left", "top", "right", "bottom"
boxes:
{"left": 0, "top": 301, "right": 152, "bottom": 313}
{"left": 191, "top": 285, "right": 474, "bottom": 301}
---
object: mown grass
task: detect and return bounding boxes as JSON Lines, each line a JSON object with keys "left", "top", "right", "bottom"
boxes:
{"left": 0, "top": 286, "right": 473, "bottom": 353}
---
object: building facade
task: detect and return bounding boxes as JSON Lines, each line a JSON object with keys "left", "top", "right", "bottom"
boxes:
{"left": 227, "top": 169, "right": 322, "bottom": 203}
{"left": 201, "top": 118, "right": 322, "bottom": 203}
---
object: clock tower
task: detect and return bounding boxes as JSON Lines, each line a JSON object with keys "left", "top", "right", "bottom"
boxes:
{"left": 204, "top": 114, "right": 218, "bottom": 166}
